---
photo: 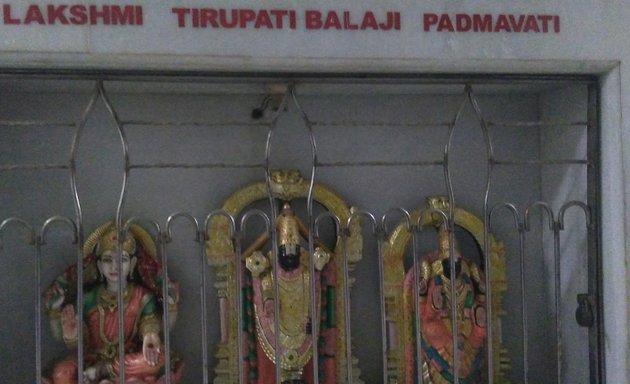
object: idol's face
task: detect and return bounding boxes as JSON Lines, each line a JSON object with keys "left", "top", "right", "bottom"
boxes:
{"left": 278, "top": 243, "right": 300, "bottom": 271}
{"left": 98, "top": 250, "right": 132, "bottom": 283}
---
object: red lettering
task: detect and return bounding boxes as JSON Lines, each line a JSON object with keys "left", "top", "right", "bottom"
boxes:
{"left": 191, "top": 8, "right": 199, "bottom": 28}
{"left": 538, "top": 15, "right": 552, "bottom": 32}
{"left": 239, "top": 9, "right": 255, "bottom": 28}
{"left": 111, "top": 5, "right": 137, "bottom": 25}
{"left": 424, "top": 13, "right": 438, "bottom": 32}
{"left": 69, "top": 5, "right": 87, "bottom": 25}
{"left": 395, "top": 12, "right": 401, "bottom": 30}
{"left": 200, "top": 9, "right": 218, "bottom": 28}
{"left": 47, "top": 5, "right": 69, "bottom": 25}
{"left": 172, "top": 7, "right": 189, "bottom": 27}
{"left": 323, "top": 11, "right": 341, "bottom": 29}
{"left": 523, "top": 15, "right": 540, "bottom": 32}
{"left": 24, "top": 5, "right": 45, "bottom": 25}
{"left": 305, "top": 10, "right": 322, "bottom": 29}
{"left": 269, "top": 10, "right": 287, "bottom": 29}
{"left": 473, "top": 14, "right": 492, "bottom": 32}
{"left": 360, "top": 11, "right": 378, "bottom": 30}
{"left": 135, "top": 5, "right": 142, "bottom": 25}
{"left": 254, "top": 10, "right": 273, "bottom": 29}
{"left": 554, "top": 15, "right": 560, "bottom": 33}
{"left": 3, "top": 4, "right": 20, "bottom": 25}
{"left": 219, "top": 9, "right": 238, "bottom": 28}
{"left": 437, "top": 14, "right": 454, "bottom": 32}
{"left": 379, "top": 12, "right": 395, "bottom": 30}
{"left": 494, "top": 14, "right": 510, "bottom": 32}
{"left": 90, "top": 5, "right": 110, "bottom": 25}
{"left": 456, "top": 14, "right": 471, "bottom": 32}
{"left": 289, "top": 10, "right": 296, "bottom": 29}
{"left": 343, "top": 11, "right": 358, "bottom": 30}
{"left": 508, "top": 14, "right": 525, "bottom": 32}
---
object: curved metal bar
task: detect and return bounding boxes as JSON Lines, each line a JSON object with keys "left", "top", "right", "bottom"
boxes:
{"left": 239, "top": 209, "right": 272, "bottom": 238}
{"left": 98, "top": 81, "right": 134, "bottom": 383}
{"left": 381, "top": 208, "right": 424, "bottom": 384}
{"left": 489, "top": 203, "right": 529, "bottom": 383}
{"left": 204, "top": 209, "right": 237, "bottom": 238}
{"left": 315, "top": 211, "right": 352, "bottom": 381}
{"left": 415, "top": 208, "right": 450, "bottom": 232}
{"left": 240, "top": 208, "right": 273, "bottom": 383}
{"left": 313, "top": 211, "right": 341, "bottom": 239}
{"left": 0, "top": 218, "right": 37, "bottom": 380}
{"left": 380, "top": 207, "right": 412, "bottom": 235}
{"left": 488, "top": 203, "right": 522, "bottom": 233}
{"left": 165, "top": 212, "right": 201, "bottom": 243}
{"left": 523, "top": 201, "right": 556, "bottom": 232}
{"left": 0, "top": 217, "right": 36, "bottom": 246}
{"left": 202, "top": 209, "right": 236, "bottom": 384}
{"left": 166, "top": 212, "right": 203, "bottom": 378}
{"left": 558, "top": 200, "right": 592, "bottom": 230}
{"left": 40, "top": 216, "right": 78, "bottom": 245}
{"left": 467, "top": 85, "right": 497, "bottom": 384}
{"left": 123, "top": 218, "right": 172, "bottom": 381}
{"left": 346, "top": 210, "right": 386, "bottom": 382}
{"left": 68, "top": 82, "right": 99, "bottom": 383}
{"left": 443, "top": 87, "right": 469, "bottom": 224}
{"left": 347, "top": 210, "right": 378, "bottom": 236}
{"left": 263, "top": 85, "right": 291, "bottom": 384}
{"left": 34, "top": 216, "right": 77, "bottom": 384}
{"left": 524, "top": 201, "right": 559, "bottom": 382}
{"left": 290, "top": 85, "right": 322, "bottom": 384}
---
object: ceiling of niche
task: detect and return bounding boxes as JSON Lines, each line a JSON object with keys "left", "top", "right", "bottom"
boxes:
{"left": 0, "top": 76, "right": 587, "bottom": 96}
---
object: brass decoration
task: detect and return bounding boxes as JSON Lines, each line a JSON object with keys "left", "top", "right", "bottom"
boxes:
{"left": 208, "top": 169, "right": 363, "bottom": 384}
{"left": 383, "top": 196, "right": 510, "bottom": 383}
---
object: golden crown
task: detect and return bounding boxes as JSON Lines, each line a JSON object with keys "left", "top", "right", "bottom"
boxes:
{"left": 95, "top": 226, "right": 136, "bottom": 256}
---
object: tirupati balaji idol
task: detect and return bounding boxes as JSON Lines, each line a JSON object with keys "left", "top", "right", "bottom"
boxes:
{"left": 207, "top": 170, "right": 364, "bottom": 384}
{"left": 43, "top": 221, "right": 183, "bottom": 384}
{"left": 383, "top": 197, "right": 510, "bottom": 384}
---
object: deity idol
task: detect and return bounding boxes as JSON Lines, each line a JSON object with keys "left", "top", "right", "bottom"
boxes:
{"left": 244, "top": 202, "right": 335, "bottom": 384}
{"left": 404, "top": 226, "right": 487, "bottom": 384}
{"left": 43, "top": 222, "right": 183, "bottom": 384}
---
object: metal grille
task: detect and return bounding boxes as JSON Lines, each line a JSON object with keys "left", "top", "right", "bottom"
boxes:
{"left": 0, "top": 75, "right": 601, "bottom": 383}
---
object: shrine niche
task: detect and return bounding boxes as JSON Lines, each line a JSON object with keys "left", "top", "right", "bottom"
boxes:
{"left": 383, "top": 197, "right": 510, "bottom": 384}
{"left": 206, "top": 169, "right": 364, "bottom": 384}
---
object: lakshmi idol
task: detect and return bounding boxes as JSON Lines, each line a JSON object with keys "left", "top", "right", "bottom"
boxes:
{"left": 43, "top": 222, "right": 183, "bottom": 384}
{"left": 244, "top": 202, "right": 334, "bottom": 384}
{"left": 404, "top": 225, "right": 487, "bottom": 384}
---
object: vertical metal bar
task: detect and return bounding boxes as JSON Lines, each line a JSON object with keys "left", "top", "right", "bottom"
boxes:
{"left": 552, "top": 221, "right": 562, "bottom": 383}
{"left": 348, "top": 211, "right": 380, "bottom": 383}
{"left": 314, "top": 212, "right": 345, "bottom": 382}
{"left": 586, "top": 82, "right": 604, "bottom": 383}
{"left": 291, "top": 86, "right": 321, "bottom": 384}
{"left": 204, "top": 211, "right": 235, "bottom": 384}
{"left": 518, "top": 223, "right": 528, "bottom": 384}
{"left": 410, "top": 222, "right": 423, "bottom": 384}
{"left": 35, "top": 233, "right": 43, "bottom": 384}
{"left": 98, "top": 81, "right": 130, "bottom": 383}
{"left": 0, "top": 219, "right": 37, "bottom": 379}
{"left": 490, "top": 203, "right": 527, "bottom": 383}
{"left": 263, "top": 89, "right": 289, "bottom": 384}
{"left": 160, "top": 230, "right": 173, "bottom": 384}
{"left": 239, "top": 210, "right": 270, "bottom": 384}
{"left": 39, "top": 217, "right": 78, "bottom": 384}
{"left": 467, "top": 86, "right": 496, "bottom": 384}
{"left": 443, "top": 87, "right": 469, "bottom": 384}
{"left": 342, "top": 227, "right": 353, "bottom": 384}
{"left": 69, "top": 83, "right": 99, "bottom": 380}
